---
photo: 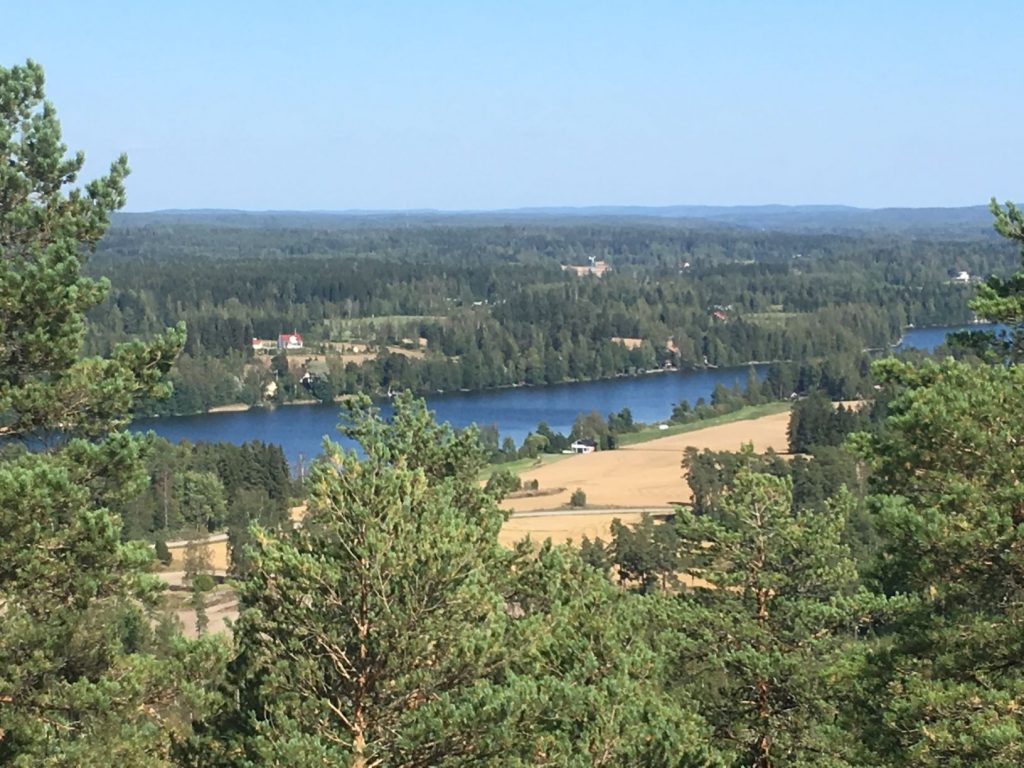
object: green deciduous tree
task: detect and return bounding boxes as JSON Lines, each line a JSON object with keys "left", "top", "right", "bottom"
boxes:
{"left": 174, "top": 469, "right": 227, "bottom": 533}
{"left": 682, "top": 443, "right": 788, "bottom": 517}
{"left": 609, "top": 513, "right": 681, "bottom": 594}
{"left": 0, "top": 59, "right": 217, "bottom": 765}
{"left": 570, "top": 410, "right": 610, "bottom": 447}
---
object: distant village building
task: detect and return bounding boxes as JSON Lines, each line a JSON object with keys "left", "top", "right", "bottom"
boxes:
{"left": 570, "top": 439, "right": 597, "bottom": 454}
{"left": 254, "top": 333, "right": 305, "bottom": 353}
{"left": 562, "top": 259, "right": 611, "bottom": 278}
{"left": 251, "top": 337, "right": 278, "bottom": 354}
{"left": 300, "top": 360, "right": 329, "bottom": 386}
{"left": 709, "top": 304, "right": 732, "bottom": 321}
{"left": 278, "top": 332, "right": 304, "bottom": 350}
{"left": 952, "top": 270, "right": 971, "bottom": 284}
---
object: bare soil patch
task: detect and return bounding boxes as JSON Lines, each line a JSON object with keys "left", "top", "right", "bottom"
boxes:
{"left": 207, "top": 403, "right": 252, "bottom": 413}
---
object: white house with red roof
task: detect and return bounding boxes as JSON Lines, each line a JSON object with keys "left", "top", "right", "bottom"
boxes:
{"left": 278, "top": 332, "right": 304, "bottom": 350}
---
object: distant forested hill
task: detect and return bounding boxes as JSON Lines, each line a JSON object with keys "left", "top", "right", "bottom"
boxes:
{"left": 112, "top": 203, "right": 1000, "bottom": 237}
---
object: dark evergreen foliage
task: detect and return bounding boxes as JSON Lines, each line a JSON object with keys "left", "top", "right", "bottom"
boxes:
{"left": 76, "top": 209, "right": 1016, "bottom": 415}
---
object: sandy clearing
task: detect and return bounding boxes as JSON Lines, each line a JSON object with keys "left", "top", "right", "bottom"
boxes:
{"left": 502, "top": 409, "right": 792, "bottom": 513}
{"left": 610, "top": 336, "right": 644, "bottom": 350}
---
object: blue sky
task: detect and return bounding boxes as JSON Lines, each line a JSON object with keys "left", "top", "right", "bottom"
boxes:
{"left": 7, "top": 1, "right": 1022, "bottom": 211}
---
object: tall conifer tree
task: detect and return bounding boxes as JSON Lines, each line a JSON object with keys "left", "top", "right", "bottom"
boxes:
{"left": 851, "top": 358, "right": 1024, "bottom": 766}
{"left": 0, "top": 60, "right": 211, "bottom": 765}
{"left": 673, "top": 470, "right": 863, "bottom": 767}
{"left": 191, "top": 394, "right": 713, "bottom": 767}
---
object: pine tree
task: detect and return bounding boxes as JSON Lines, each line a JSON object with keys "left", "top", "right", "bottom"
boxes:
{"left": 188, "top": 394, "right": 715, "bottom": 766}
{"left": 851, "top": 358, "right": 1024, "bottom": 766}
{"left": 187, "top": 394, "right": 511, "bottom": 765}
{"left": 963, "top": 199, "right": 1024, "bottom": 360}
{"left": 673, "top": 470, "right": 864, "bottom": 767}
{"left": 0, "top": 60, "right": 215, "bottom": 765}
{"left": 500, "top": 541, "right": 717, "bottom": 767}
{"left": 787, "top": 391, "right": 834, "bottom": 453}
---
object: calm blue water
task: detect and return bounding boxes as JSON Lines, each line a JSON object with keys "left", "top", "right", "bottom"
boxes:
{"left": 131, "top": 366, "right": 765, "bottom": 466}
{"left": 893, "top": 322, "right": 1002, "bottom": 351}
{"left": 131, "top": 324, "right": 1003, "bottom": 467}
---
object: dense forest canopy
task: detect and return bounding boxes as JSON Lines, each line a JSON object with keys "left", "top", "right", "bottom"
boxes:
{"left": 84, "top": 214, "right": 1019, "bottom": 415}
{"left": 109, "top": 204, "right": 1004, "bottom": 237}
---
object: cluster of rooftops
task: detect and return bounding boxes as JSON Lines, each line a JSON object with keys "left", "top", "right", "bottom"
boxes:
{"left": 251, "top": 332, "right": 303, "bottom": 352}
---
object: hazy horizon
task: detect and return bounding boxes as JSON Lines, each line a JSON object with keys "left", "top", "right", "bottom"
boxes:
{"left": 9, "top": 2, "right": 1024, "bottom": 212}
{"left": 122, "top": 202, "right": 995, "bottom": 215}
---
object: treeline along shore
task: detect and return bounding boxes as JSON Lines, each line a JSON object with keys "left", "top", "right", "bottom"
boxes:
{"left": 83, "top": 213, "right": 1017, "bottom": 417}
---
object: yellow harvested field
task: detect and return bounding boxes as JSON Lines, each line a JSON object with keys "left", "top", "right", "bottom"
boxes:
{"left": 502, "top": 409, "right": 792, "bottom": 514}
{"left": 168, "top": 415, "right": 796, "bottom": 634}
{"left": 499, "top": 511, "right": 648, "bottom": 548}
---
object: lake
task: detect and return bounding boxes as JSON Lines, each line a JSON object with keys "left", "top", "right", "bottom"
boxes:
{"left": 132, "top": 365, "right": 766, "bottom": 466}
{"left": 131, "top": 324, "right": 997, "bottom": 466}
{"left": 892, "top": 322, "right": 1001, "bottom": 352}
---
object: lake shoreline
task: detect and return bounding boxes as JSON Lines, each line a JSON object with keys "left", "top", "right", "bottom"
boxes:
{"left": 161, "top": 361, "right": 778, "bottom": 420}
{"left": 131, "top": 324, "right": 987, "bottom": 466}
{"left": 131, "top": 363, "right": 775, "bottom": 465}
{"left": 169, "top": 322, "right": 990, "bottom": 419}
